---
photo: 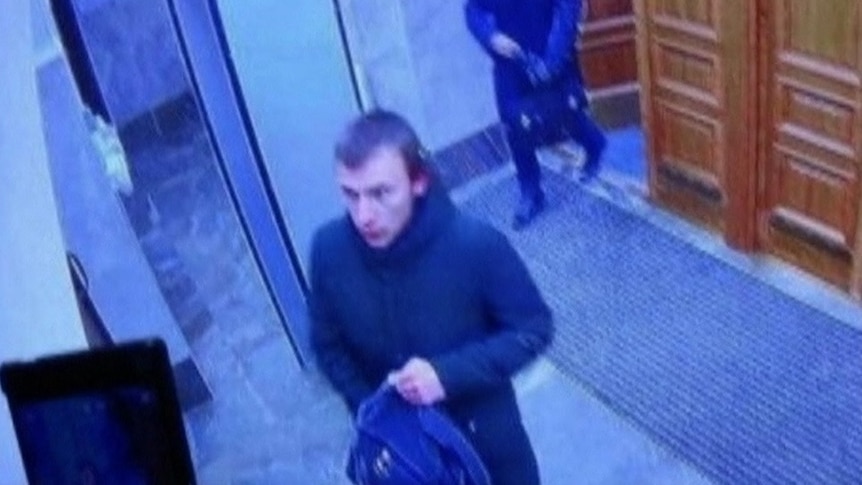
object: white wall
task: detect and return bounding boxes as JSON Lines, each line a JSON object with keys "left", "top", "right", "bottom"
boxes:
{"left": 216, "top": 0, "right": 360, "bottom": 273}
{"left": 339, "top": 0, "right": 497, "bottom": 150}
{"left": 0, "top": 1, "right": 88, "bottom": 482}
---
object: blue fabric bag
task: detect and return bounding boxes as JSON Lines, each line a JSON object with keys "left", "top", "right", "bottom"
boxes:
{"left": 347, "top": 385, "right": 490, "bottom": 485}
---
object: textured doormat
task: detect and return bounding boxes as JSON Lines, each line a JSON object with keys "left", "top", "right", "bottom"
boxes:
{"left": 457, "top": 170, "right": 862, "bottom": 485}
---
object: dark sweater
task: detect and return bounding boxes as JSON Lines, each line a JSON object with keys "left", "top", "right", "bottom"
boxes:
{"left": 309, "top": 182, "right": 553, "bottom": 483}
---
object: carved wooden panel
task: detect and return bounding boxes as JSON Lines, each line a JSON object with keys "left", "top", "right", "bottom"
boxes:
{"left": 580, "top": 0, "right": 638, "bottom": 95}
{"left": 579, "top": 0, "right": 640, "bottom": 127}
{"left": 635, "top": 0, "right": 756, "bottom": 243}
{"left": 758, "top": 0, "right": 862, "bottom": 293}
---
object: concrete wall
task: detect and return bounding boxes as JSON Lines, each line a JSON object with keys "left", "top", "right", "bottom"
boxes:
{"left": 0, "top": 1, "right": 88, "bottom": 482}
{"left": 339, "top": 0, "right": 498, "bottom": 150}
{"left": 216, "top": 0, "right": 359, "bottom": 272}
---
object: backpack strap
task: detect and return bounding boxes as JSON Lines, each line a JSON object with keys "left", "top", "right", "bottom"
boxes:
{"left": 418, "top": 408, "right": 491, "bottom": 485}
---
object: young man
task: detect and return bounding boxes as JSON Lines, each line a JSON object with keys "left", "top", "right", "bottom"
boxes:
{"left": 309, "top": 110, "right": 554, "bottom": 485}
{"left": 465, "top": 0, "right": 607, "bottom": 229}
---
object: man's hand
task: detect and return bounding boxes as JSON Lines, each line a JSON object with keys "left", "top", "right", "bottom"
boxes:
{"left": 388, "top": 357, "right": 446, "bottom": 405}
{"left": 490, "top": 33, "right": 523, "bottom": 59}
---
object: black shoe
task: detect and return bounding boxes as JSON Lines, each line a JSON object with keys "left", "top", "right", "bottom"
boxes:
{"left": 579, "top": 137, "right": 607, "bottom": 183}
{"left": 512, "top": 192, "right": 546, "bottom": 230}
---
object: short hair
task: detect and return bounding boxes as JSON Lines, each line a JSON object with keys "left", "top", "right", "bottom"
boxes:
{"left": 334, "top": 110, "right": 429, "bottom": 180}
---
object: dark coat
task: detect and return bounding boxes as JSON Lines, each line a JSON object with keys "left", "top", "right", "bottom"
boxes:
{"left": 465, "top": 0, "right": 581, "bottom": 80}
{"left": 309, "top": 182, "right": 553, "bottom": 485}
{"left": 465, "top": 0, "right": 587, "bottom": 122}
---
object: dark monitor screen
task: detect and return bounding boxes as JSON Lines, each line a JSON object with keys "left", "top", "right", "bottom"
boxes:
{"left": 1, "top": 339, "right": 196, "bottom": 485}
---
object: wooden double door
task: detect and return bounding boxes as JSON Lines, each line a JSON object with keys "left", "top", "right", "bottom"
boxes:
{"left": 636, "top": 0, "right": 862, "bottom": 298}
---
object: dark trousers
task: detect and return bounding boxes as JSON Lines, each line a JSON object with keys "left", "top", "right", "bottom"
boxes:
{"left": 494, "top": 63, "right": 605, "bottom": 198}
{"left": 460, "top": 411, "right": 541, "bottom": 485}
{"left": 484, "top": 434, "right": 541, "bottom": 485}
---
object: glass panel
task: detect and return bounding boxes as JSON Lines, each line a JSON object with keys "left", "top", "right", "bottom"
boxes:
{"left": 32, "top": 0, "right": 344, "bottom": 479}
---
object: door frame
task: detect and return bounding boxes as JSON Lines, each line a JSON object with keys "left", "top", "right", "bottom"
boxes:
{"left": 169, "top": 0, "right": 314, "bottom": 365}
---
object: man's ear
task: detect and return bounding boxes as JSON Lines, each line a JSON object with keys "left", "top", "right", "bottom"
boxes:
{"left": 411, "top": 171, "right": 430, "bottom": 196}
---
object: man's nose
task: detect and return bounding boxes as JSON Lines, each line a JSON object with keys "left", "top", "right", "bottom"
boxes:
{"left": 355, "top": 197, "right": 375, "bottom": 226}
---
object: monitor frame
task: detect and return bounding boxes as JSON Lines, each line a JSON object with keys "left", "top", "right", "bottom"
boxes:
{"left": 1, "top": 339, "right": 197, "bottom": 484}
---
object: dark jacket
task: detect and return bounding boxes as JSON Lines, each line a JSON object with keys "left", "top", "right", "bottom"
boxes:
{"left": 310, "top": 182, "right": 553, "bottom": 484}
{"left": 465, "top": 0, "right": 581, "bottom": 80}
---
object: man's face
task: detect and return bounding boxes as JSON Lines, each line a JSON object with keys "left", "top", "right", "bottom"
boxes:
{"left": 337, "top": 147, "right": 427, "bottom": 249}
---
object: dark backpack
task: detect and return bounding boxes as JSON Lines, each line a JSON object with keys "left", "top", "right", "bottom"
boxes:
{"left": 347, "top": 385, "right": 491, "bottom": 485}
{"left": 515, "top": 75, "right": 587, "bottom": 147}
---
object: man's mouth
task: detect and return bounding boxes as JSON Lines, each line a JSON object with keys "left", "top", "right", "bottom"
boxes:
{"left": 361, "top": 229, "right": 384, "bottom": 242}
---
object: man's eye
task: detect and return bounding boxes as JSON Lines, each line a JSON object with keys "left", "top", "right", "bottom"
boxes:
{"left": 343, "top": 189, "right": 359, "bottom": 201}
{"left": 371, "top": 187, "right": 391, "bottom": 200}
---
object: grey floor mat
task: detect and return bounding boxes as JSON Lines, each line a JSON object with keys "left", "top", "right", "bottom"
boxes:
{"left": 458, "top": 170, "right": 862, "bottom": 485}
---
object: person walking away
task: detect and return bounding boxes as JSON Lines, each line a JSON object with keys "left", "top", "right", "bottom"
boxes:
{"left": 465, "top": 0, "right": 607, "bottom": 229}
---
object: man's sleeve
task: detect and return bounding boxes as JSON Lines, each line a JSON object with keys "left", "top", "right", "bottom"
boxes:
{"left": 308, "top": 234, "right": 373, "bottom": 414}
{"left": 464, "top": 0, "right": 497, "bottom": 56}
{"left": 543, "top": 0, "right": 581, "bottom": 78}
{"left": 430, "top": 228, "right": 554, "bottom": 399}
